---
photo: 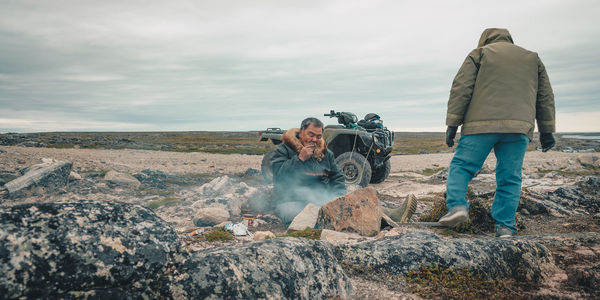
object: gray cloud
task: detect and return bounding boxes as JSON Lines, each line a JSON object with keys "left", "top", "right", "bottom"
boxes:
{"left": 1, "top": 0, "right": 599, "bottom": 133}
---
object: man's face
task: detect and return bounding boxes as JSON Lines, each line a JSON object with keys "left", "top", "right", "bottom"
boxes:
{"left": 299, "top": 124, "right": 323, "bottom": 147}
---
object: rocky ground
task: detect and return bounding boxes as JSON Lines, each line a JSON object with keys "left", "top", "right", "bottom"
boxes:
{"left": 1, "top": 140, "right": 599, "bottom": 299}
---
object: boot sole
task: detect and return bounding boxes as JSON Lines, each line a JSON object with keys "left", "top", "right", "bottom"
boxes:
{"left": 439, "top": 210, "right": 468, "bottom": 228}
{"left": 400, "top": 194, "right": 418, "bottom": 223}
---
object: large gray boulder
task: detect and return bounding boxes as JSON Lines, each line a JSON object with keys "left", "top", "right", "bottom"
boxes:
{"left": 335, "top": 232, "right": 556, "bottom": 282}
{"left": 2, "top": 160, "right": 72, "bottom": 199}
{"left": 0, "top": 200, "right": 180, "bottom": 299}
{"left": 168, "top": 238, "right": 352, "bottom": 299}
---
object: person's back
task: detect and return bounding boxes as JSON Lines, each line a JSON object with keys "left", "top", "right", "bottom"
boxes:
{"left": 441, "top": 28, "right": 555, "bottom": 237}
{"left": 447, "top": 28, "right": 555, "bottom": 139}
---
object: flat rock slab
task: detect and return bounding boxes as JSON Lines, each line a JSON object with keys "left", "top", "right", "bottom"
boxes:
{"left": 335, "top": 232, "right": 556, "bottom": 282}
{"left": 287, "top": 203, "right": 320, "bottom": 232}
{"left": 0, "top": 200, "right": 180, "bottom": 299}
{"left": 3, "top": 160, "right": 72, "bottom": 199}
{"left": 169, "top": 238, "right": 352, "bottom": 299}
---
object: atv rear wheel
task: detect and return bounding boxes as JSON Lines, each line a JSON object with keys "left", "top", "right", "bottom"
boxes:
{"left": 370, "top": 159, "right": 391, "bottom": 184}
{"left": 335, "top": 152, "right": 372, "bottom": 187}
{"left": 261, "top": 150, "right": 277, "bottom": 183}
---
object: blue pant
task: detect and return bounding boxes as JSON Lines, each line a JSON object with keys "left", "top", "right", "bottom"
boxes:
{"left": 446, "top": 133, "right": 529, "bottom": 233}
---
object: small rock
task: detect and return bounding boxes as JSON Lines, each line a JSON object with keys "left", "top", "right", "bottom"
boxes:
{"left": 242, "top": 168, "right": 260, "bottom": 177}
{"left": 287, "top": 203, "right": 320, "bottom": 232}
{"left": 253, "top": 231, "right": 276, "bottom": 241}
{"left": 213, "top": 221, "right": 231, "bottom": 228}
{"left": 320, "top": 229, "right": 364, "bottom": 245}
{"left": 104, "top": 170, "right": 141, "bottom": 188}
{"left": 194, "top": 207, "right": 230, "bottom": 227}
{"left": 41, "top": 157, "right": 56, "bottom": 164}
{"left": 578, "top": 155, "right": 596, "bottom": 168}
{"left": 69, "top": 171, "right": 82, "bottom": 181}
{"left": 315, "top": 187, "right": 382, "bottom": 237}
{"left": 433, "top": 168, "right": 448, "bottom": 180}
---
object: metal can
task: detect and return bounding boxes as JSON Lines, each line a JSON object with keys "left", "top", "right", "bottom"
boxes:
{"left": 242, "top": 214, "right": 255, "bottom": 227}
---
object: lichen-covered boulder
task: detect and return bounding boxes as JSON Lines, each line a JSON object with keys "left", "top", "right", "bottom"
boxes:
{"left": 167, "top": 238, "right": 352, "bottom": 299}
{"left": 335, "top": 232, "right": 556, "bottom": 282}
{"left": 0, "top": 200, "right": 181, "bottom": 299}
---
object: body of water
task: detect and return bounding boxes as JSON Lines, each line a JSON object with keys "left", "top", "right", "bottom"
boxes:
{"left": 561, "top": 135, "right": 600, "bottom": 141}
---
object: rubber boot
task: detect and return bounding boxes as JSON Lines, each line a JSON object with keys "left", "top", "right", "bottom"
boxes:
{"left": 382, "top": 194, "right": 418, "bottom": 223}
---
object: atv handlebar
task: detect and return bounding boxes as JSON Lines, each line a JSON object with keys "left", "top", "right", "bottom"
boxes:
{"left": 324, "top": 110, "right": 340, "bottom": 118}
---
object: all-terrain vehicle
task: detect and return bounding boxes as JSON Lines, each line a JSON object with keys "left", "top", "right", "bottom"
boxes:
{"left": 259, "top": 110, "right": 394, "bottom": 187}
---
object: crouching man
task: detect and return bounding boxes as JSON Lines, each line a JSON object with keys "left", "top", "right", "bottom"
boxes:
{"left": 270, "top": 117, "right": 347, "bottom": 223}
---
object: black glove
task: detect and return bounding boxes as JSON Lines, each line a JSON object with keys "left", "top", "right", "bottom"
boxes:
{"left": 446, "top": 126, "right": 458, "bottom": 147}
{"left": 540, "top": 133, "right": 555, "bottom": 152}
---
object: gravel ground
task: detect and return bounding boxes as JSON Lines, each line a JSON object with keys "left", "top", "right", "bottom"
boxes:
{"left": 1, "top": 145, "right": 593, "bottom": 175}
{"left": 0, "top": 146, "right": 262, "bottom": 175}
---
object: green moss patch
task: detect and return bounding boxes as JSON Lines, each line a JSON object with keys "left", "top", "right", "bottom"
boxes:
{"left": 419, "top": 189, "right": 495, "bottom": 234}
{"left": 407, "top": 264, "right": 530, "bottom": 299}
{"left": 146, "top": 197, "right": 183, "bottom": 210}
{"left": 204, "top": 227, "right": 234, "bottom": 242}
{"left": 418, "top": 167, "right": 446, "bottom": 176}
{"left": 277, "top": 228, "right": 322, "bottom": 240}
{"left": 537, "top": 168, "right": 600, "bottom": 176}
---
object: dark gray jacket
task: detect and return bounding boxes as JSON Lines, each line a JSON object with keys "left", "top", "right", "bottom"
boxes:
{"left": 271, "top": 133, "right": 346, "bottom": 204}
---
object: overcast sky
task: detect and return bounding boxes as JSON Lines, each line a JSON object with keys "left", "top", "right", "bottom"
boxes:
{"left": 1, "top": 0, "right": 599, "bottom": 133}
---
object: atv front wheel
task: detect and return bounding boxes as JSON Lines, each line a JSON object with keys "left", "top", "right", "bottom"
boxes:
{"left": 335, "top": 152, "right": 372, "bottom": 187}
{"left": 370, "top": 160, "right": 391, "bottom": 184}
{"left": 261, "top": 150, "right": 277, "bottom": 183}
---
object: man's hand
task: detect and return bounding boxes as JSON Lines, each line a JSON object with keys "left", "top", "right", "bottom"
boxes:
{"left": 446, "top": 126, "right": 458, "bottom": 147}
{"left": 298, "top": 143, "right": 316, "bottom": 161}
{"left": 540, "top": 132, "right": 555, "bottom": 152}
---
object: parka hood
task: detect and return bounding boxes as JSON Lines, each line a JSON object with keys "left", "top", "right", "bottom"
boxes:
{"left": 281, "top": 128, "right": 326, "bottom": 162}
{"left": 477, "top": 28, "right": 514, "bottom": 47}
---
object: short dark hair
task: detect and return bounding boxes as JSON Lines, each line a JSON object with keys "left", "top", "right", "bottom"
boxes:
{"left": 300, "top": 117, "right": 324, "bottom": 130}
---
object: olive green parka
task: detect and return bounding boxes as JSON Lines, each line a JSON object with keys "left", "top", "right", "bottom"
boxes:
{"left": 446, "top": 28, "right": 555, "bottom": 139}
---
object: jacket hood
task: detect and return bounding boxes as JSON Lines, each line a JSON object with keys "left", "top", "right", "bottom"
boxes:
{"left": 281, "top": 128, "right": 326, "bottom": 162}
{"left": 477, "top": 28, "right": 513, "bottom": 47}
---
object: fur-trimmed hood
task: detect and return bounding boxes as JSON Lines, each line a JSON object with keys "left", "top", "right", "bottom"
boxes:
{"left": 281, "top": 128, "right": 327, "bottom": 162}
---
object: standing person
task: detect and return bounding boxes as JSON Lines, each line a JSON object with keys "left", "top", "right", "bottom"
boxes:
{"left": 439, "top": 28, "right": 556, "bottom": 237}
